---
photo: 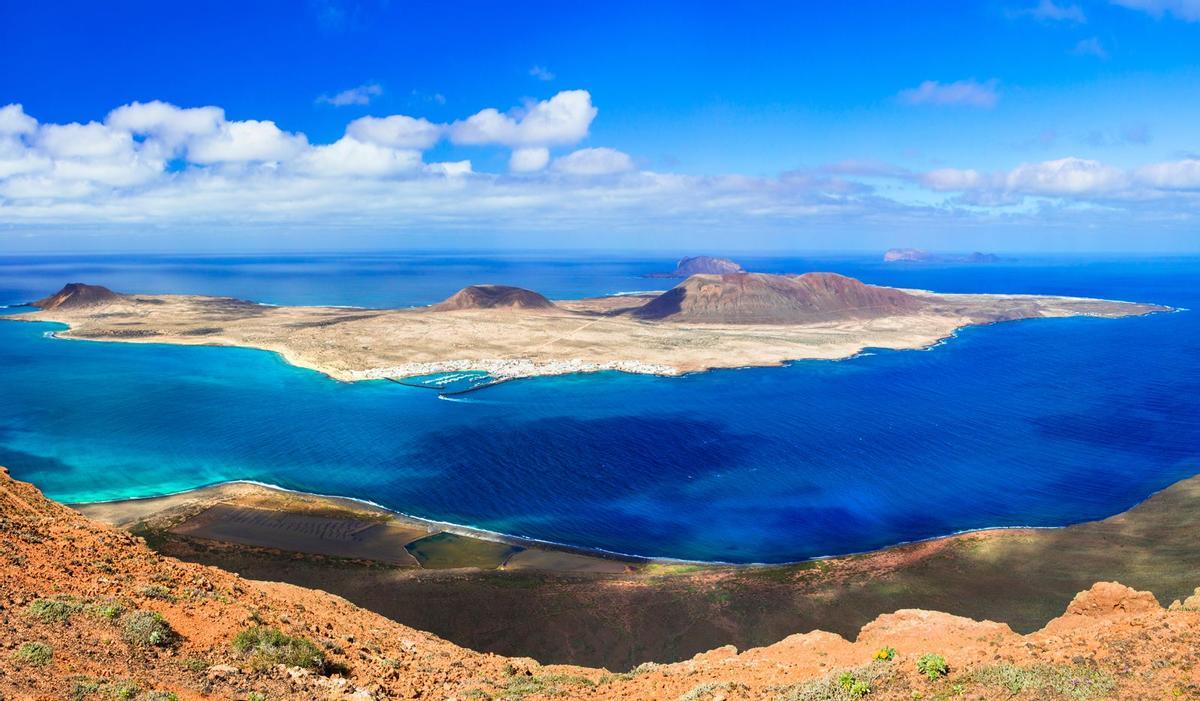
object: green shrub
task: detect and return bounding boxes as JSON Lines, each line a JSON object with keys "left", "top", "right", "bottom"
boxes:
{"left": 873, "top": 646, "right": 896, "bottom": 661}
{"left": 232, "top": 626, "right": 325, "bottom": 671}
{"left": 141, "top": 692, "right": 179, "bottom": 701}
{"left": 13, "top": 641, "right": 53, "bottom": 666}
{"left": 27, "top": 596, "right": 84, "bottom": 623}
{"left": 916, "top": 654, "right": 948, "bottom": 681}
{"left": 87, "top": 599, "right": 124, "bottom": 621}
{"left": 122, "top": 610, "right": 177, "bottom": 647}
{"left": 109, "top": 680, "right": 140, "bottom": 699}
{"left": 69, "top": 676, "right": 102, "bottom": 701}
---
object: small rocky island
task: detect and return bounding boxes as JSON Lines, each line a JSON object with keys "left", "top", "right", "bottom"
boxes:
{"left": 10, "top": 273, "right": 1167, "bottom": 383}
{"left": 884, "top": 248, "right": 1002, "bottom": 263}
{"left": 644, "top": 255, "right": 745, "bottom": 278}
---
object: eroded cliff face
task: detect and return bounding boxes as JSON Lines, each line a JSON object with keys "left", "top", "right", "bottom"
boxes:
{"left": 2, "top": 464, "right": 1198, "bottom": 700}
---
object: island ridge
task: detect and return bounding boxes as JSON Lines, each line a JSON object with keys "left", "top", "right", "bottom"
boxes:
{"left": 8, "top": 272, "right": 1168, "bottom": 384}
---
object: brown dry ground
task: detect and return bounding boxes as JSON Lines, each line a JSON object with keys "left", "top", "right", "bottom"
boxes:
{"left": 6, "top": 466, "right": 1200, "bottom": 701}
{"left": 78, "top": 473, "right": 1200, "bottom": 674}
{"left": 5, "top": 287, "right": 1163, "bottom": 381}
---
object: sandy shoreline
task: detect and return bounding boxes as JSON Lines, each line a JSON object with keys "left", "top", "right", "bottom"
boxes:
{"left": 68, "top": 475, "right": 1145, "bottom": 570}
{"left": 73, "top": 480, "right": 641, "bottom": 573}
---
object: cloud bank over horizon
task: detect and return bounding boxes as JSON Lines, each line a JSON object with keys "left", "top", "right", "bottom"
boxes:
{"left": 2, "top": 91, "right": 1199, "bottom": 246}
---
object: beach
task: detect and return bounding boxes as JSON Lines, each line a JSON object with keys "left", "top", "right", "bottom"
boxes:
{"left": 74, "top": 481, "right": 636, "bottom": 574}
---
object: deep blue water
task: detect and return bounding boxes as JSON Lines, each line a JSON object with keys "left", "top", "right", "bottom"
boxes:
{"left": 1, "top": 253, "right": 1197, "bottom": 563}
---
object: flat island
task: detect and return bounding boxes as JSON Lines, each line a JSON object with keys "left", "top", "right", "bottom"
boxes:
{"left": 9, "top": 272, "right": 1168, "bottom": 383}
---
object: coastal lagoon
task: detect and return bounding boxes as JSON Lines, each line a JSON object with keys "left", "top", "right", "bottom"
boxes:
{"left": 1, "top": 253, "right": 1197, "bottom": 563}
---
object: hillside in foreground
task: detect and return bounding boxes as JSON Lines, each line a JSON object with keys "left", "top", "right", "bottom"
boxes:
{"left": 3, "top": 466, "right": 1200, "bottom": 699}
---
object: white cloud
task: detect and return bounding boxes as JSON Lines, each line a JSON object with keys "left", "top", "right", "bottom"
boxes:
{"left": 1005, "top": 157, "right": 1128, "bottom": 195}
{"left": 920, "top": 168, "right": 986, "bottom": 191}
{"left": 106, "top": 101, "right": 224, "bottom": 150}
{"left": 345, "top": 114, "right": 441, "bottom": 149}
{"left": 449, "top": 90, "right": 597, "bottom": 147}
{"left": 552, "top": 147, "right": 635, "bottom": 176}
{"left": 187, "top": 120, "right": 309, "bottom": 164}
{"left": 1021, "top": 0, "right": 1087, "bottom": 21}
{"left": 529, "top": 65, "right": 556, "bottom": 81}
{"left": 316, "top": 82, "right": 383, "bottom": 106}
{"left": 0, "top": 104, "right": 38, "bottom": 135}
{"left": 291, "top": 136, "right": 422, "bottom": 177}
{"left": 509, "top": 147, "right": 550, "bottom": 172}
{"left": 4, "top": 99, "right": 1200, "bottom": 236}
{"left": 1111, "top": 0, "right": 1200, "bottom": 20}
{"left": 0, "top": 137, "right": 51, "bottom": 179}
{"left": 898, "top": 79, "right": 999, "bottom": 108}
{"left": 1071, "top": 37, "right": 1108, "bottom": 58}
{"left": 1136, "top": 159, "right": 1200, "bottom": 189}
{"left": 425, "top": 160, "right": 472, "bottom": 177}
{"left": 37, "top": 122, "right": 133, "bottom": 159}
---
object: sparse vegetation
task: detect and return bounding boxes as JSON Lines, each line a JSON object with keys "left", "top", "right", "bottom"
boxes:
{"left": 604, "top": 661, "right": 662, "bottom": 682}
{"left": 122, "top": 610, "right": 177, "bottom": 647}
{"left": 492, "top": 670, "right": 595, "bottom": 699}
{"left": 13, "top": 641, "right": 53, "bottom": 666}
{"left": 108, "top": 680, "right": 140, "bottom": 699}
{"left": 678, "top": 681, "right": 738, "bottom": 701}
{"left": 232, "top": 625, "right": 325, "bottom": 671}
{"left": 27, "top": 595, "right": 84, "bottom": 623}
{"left": 67, "top": 677, "right": 143, "bottom": 700}
{"left": 873, "top": 646, "right": 896, "bottom": 661}
{"left": 140, "top": 584, "right": 176, "bottom": 601}
{"left": 916, "top": 654, "right": 948, "bottom": 681}
{"left": 963, "top": 663, "right": 1116, "bottom": 699}
{"left": 87, "top": 598, "right": 124, "bottom": 621}
{"left": 778, "top": 661, "right": 891, "bottom": 700}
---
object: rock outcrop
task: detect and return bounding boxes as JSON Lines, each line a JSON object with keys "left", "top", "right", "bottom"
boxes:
{"left": 32, "top": 283, "right": 120, "bottom": 310}
{"left": 633, "top": 272, "right": 925, "bottom": 324}
{"left": 430, "top": 284, "right": 556, "bottom": 311}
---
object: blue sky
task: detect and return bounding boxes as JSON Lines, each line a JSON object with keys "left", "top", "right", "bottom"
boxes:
{"left": 1, "top": 0, "right": 1199, "bottom": 252}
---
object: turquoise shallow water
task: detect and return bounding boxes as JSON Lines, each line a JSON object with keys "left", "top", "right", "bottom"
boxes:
{"left": 0, "top": 253, "right": 1197, "bottom": 562}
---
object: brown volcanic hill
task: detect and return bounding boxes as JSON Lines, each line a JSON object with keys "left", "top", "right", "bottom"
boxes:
{"left": 430, "top": 284, "right": 557, "bottom": 311}
{"left": 645, "top": 255, "right": 745, "bottom": 278}
{"left": 32, "top": 283, "right": 120, "bottom": 310}
{"left": 2, "top": 465, "right": 1199, "bottom": 699}
{"left": 633, "top": 272, "right": 925, "bottom": 324}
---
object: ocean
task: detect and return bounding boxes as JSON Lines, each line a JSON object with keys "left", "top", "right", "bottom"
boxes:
{"left": 0, "top": 252, "right": 1196, "bottom": 563}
